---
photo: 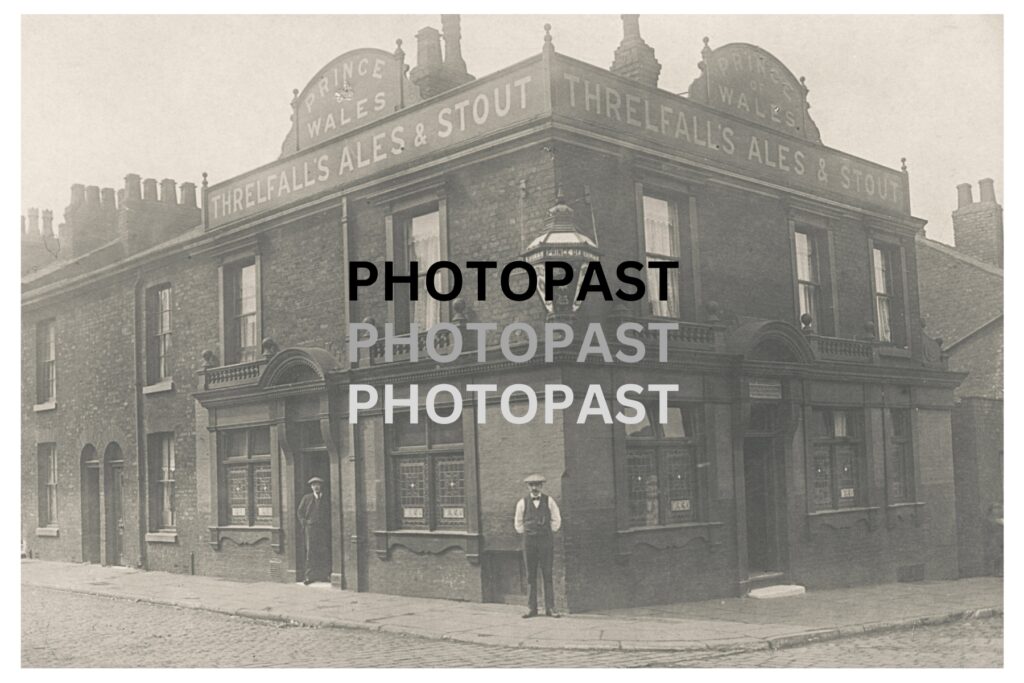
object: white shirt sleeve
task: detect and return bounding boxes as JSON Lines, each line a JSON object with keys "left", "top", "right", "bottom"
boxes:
{"left": 514, "top": 498, "right": 526, "bottom": 534}
{"left": 548, "top": 496, "right": 562, "bottom": 532}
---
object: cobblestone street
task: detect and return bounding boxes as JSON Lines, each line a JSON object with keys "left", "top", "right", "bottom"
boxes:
{"left": 22, "top": 586, "right": 1002, "bottom": 667}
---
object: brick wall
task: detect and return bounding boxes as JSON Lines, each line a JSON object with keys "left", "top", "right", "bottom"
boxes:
{"left": 952, "top": 397, "right": 1003, "bottom": 577}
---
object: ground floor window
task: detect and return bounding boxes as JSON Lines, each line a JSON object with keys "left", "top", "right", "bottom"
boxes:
{"left": 624, "top": 405, "right": 704, "bottom": 526}
{"left": 37, "top": 443, "right": 57, "bottom": 526}
{"left": 809, "top": 408, "right": 865, "bottom": 510}
{"left": 886, "top": 408, "right": 914, "bottom": 503}
{"left": 388, "top": 416, "right": 465, "bottom": 530}
{"left": 219, "top": 426, "right": 272, "bottom": 526}
{"left": 149, "top": 433, "right": 176, "bottom": 529}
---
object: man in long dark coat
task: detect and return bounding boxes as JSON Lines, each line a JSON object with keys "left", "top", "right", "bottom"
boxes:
{"left": 297, "top": 476, "right": 330, "bottom": 584}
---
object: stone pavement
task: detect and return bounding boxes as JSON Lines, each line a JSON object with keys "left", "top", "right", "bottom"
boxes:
{"left": 21, "top": 559, "right": 1002, "bottom": 653}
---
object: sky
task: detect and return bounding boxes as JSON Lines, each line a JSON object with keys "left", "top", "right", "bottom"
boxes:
{"left": 20, "top": 14, "right": 1002, "bottom": 245}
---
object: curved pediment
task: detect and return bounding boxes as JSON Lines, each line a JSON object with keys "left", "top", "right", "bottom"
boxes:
{"left": 726, "top": 319, "right": 815, "bottom": 364}
{"left": 258, "top": 347, "right": 343, "bottom": 389}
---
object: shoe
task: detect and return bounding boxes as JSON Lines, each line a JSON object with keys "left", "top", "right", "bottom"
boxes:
{"left": 303, "top": 579, "right": 312, "bottom": 585}
{"left": 545, "top": 610, "right": 561, "bottom": 618}
{"left": 522, "top": 611, "right": 538, "bottom": 619}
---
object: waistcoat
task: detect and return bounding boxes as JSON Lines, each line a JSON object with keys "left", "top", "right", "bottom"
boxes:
{"left": 522, "top": 494, "right": 551, "bottom": 537}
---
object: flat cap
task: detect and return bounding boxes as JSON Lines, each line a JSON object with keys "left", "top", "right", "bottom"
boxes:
{"left": 308, "top": 476, "right": 324, "bottom": 485}
{"left": 523, "top": 473, "right": 546, "bottom": 484}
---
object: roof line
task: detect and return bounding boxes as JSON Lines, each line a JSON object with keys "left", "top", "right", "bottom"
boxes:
{"left": 916, "top": 235, "right": 1003, "bottom": 277}
{"left": 945, "top": 314, "right": 1003, "bottom": 352}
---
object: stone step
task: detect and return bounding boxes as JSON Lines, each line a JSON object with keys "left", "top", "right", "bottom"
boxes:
{"left": 748, "top": 584, "right": 806, "bottom": 599}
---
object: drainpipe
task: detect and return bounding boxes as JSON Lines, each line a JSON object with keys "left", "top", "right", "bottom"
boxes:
{"left": 133, "top": 273, "right": 148, "bottom": 569}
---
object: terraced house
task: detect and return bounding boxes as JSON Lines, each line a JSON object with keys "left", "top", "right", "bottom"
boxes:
{"left": 22, "top": 15, "right": 963, "bottom": 611}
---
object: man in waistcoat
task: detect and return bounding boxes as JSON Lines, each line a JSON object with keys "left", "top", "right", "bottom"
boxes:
{"left": 514, "top": 473, "right": 562, "bottom": 618}
{"left": 297, "top": 476, "right": 330, "bottom": 585}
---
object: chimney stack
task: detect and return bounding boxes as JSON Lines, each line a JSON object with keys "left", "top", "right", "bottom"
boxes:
{"left": 42, "top": 209, "right": 54, "bottom": 237}
{"left": 101, "top": 187, "right": 117, "bottom": 211}
{"left": 410, "top": 16, "right": 474, "bottom": 99}
{"left": 952, "top": 179, "right": 1003, "bottom": 268}
{"left": 610, "top": 15, "right": 662, "bottom": 88}
{"left": 180, "top": 182, "right": 197, "bottom": 209}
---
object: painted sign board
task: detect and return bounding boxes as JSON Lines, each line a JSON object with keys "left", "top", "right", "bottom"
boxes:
{"left": 552, "top": 56, "right": 907, "bottom": 216}
{"left": 279, "top": 48, "right": 422, "bottom": 155}
{"left": 749, "top": 379, "right": 783, "bottom": 400}
{"left": 208, "top": 58, "right": 546, "bottom": 228}
{"left": 689, "top": 43, "right": 821, "bottom": 143}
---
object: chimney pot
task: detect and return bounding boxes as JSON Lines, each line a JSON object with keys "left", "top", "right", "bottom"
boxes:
{"left": 101, "top": 187, "right": 117, "bottom": 210}
{"left": 441, "top": 15, "right": 467, "bottom": 73}
{"left": 978, "top": 178, "right": 997, "bottom": 204}
{"left": 160, "top": 178, "right": 178, "bottom": 205}
{"left": 125, "top": 173, "right": 142, "bottom": 201}
{"left": 42, "top": 209, "right": 54, "bottom": 237}
{"left": 70, "top": 184, "right": 86, "bottom": 206}
{"left": 956, "top": 182, "right": 973, "bottom": 209}
{"left": 180, "top": 182, "right": 197, "bottom": 209}
{"left": 28, "top": 208, "right": 39, "bottom": 235}
{"left": 416, "top": 26, "right": 443, "bottom": 72}
{"left": 143, "top": 178, "right": 158, "bottom": 201}
{"left": 85, "top": 185, "right": 101, "bottom": 205}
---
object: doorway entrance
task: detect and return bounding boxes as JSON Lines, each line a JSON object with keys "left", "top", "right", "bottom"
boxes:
{"left": 292, "top": 421, "right": 332, "bottom": 583}
{"left": 743, "top": 402, "right": 785, "bottom": 576}
{"left": 104, "top": 443, "right": 125, "bottom": 566}
{"left": 81, "top": 445, "right": 101, "bottom": 564}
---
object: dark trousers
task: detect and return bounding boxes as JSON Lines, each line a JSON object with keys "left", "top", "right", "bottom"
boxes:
{"left": 524, "top": 535, "right": 554, "bottom": 612}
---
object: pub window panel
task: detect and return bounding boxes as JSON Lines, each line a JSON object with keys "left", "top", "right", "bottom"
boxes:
{"left": 223, "top": 259, "right": 259, "bottom": 364}
{"left": 37, "top": 443, "right": 57, "bottom": 526}
{"left": 146, "top": 285, "right": 173, "bottom": 384}
{"left": 809, "top": 408, "right": 865, "bottom": 510}
{"left": 149, "top": 433, "right": 176, "bottom": 530}
{"left": 624, "top": 404, "right": 704, "bottom": 527}
{"left": 887, "top": 408, "right": 914, "bottom": 503}
{"left": 393, "top": 207, "right": 441, "bottom": 335}
{"left": 794, "top": 230, "right": 821, "bottom": 327}
{"left": 641, "top": 195, "right": 681, "bottom": 318}
{"left": 219, "top": 426, "right": 272, "bottom": 526}
{"left": 388, "top": 415, "right": 465, "bottom": 531}
{"left": 36, "top": 319, "right": 56, "bottom": 404}
{"left": 872, "top": 246, "right": 906, "bottom": 346}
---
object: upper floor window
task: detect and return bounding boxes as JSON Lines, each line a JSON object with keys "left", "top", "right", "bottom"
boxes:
{"left": 146, "top": 285, "right": 172, "bottom": 384}
{"left": 219, "top": 426, "right": 272, "bottom": 526}
{"left": 35, "top": 319, "right": 56, "bottom": 404}
{"left": 149, "top": 433, "right": 176, "bottom": 530}
{"left": 387, "top": 415, "right": 465, "bottom": 530}
{"left": 794, "top": 230, "right": 820, "bottom": 325}
{"left": 640, "top": 195, "right": 680, "bottom": 318}
{"left": 223, "top": 259, "right": 259, "bottom": 364}
{"left": 37, "top": 443, "right": 57, "bottom": 526}
{"left": 872, "top": 244, "right": 906, "bottom": 346}
{"left": 886, "top": 408, "right": 914, "bottom": 503}
{"left": 392, "top": 207, "right": 442, "bottom": 334}
{"left": 809, "top": 408, "right": 865, "bottom": 510}
{"left": 624, "top": 404, "right": 704, "bottom": 527}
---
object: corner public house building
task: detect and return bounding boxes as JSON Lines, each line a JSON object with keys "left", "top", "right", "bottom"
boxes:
{"left": 22, "top": 17, "right": 963, "bottom": 611}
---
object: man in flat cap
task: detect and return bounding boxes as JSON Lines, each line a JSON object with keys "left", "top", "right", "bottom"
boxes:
{"left": 297, "top": 476, "right": 330, "bottom": 585}
{"left": 514, "top": 473, "right": 562, "bottom": 618}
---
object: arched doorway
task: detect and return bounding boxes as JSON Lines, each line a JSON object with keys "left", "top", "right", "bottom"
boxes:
{"left": 80, "top": 445, "right": 101, "bottom": 563}
{"left": 103, "top": 442, "right": 126, "bottom": 566}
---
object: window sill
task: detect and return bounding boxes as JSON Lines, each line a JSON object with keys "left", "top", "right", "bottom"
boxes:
{"left": 876, "top": 345, "right": 911, "bottom": 359}
{"left": 32, "top": 401, "right": 57, "bottom": 413}
{"left": 807, "top": 506, "right": 880, "bottom": 517}
{"left": 145, "top": 531, "right": 178, "bottom": 544}
{"left": 208, "top": 525, "right": 282, "bottom": 553}
{"left": 887, "top": 501, "right": 924, "bottom": 509}
{"left": 35, "top": 527, "right": 59, "bottom": 537}
{"left": 373, "top": 529, "right": 481, "bottom": 564}
{"left": 615, "top": 521, "right": 723, "bottom": 559}
{"left": 142, "top": 379, "right": 175, "bottom": 395}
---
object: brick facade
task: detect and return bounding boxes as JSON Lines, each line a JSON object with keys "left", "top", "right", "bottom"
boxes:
{"left": 23, "top": 19, "right": 966, "bottom": 610}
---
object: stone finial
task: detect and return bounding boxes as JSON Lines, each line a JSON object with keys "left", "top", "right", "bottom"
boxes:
{"left": 800, "top": 313, "right": 814, "bottom": 334}
{"left": 901, "top": 157, "right": 908, "bottom": 173}
{"left": 543, "top": 23, "right": 553, "bottom": 51}
{"left": 201, "top": 349, "right": 218, "bottom": 367}
{"left": 451, "top": 298, "right": 468, "bottom": 329}
{"left": 394, "top": 38, "right": 405, "bottom": 61}
{"left": 261, "top": 337, "right": 279, "bottom": 360}
{"left": 706, "top": 300, "right": 721, "bottom": 323}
